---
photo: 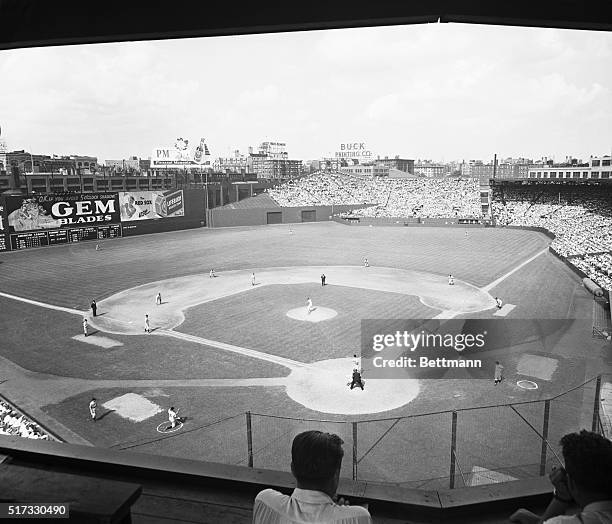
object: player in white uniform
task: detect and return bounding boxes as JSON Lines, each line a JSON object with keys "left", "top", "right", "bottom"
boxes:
{"left": 306, "top": 298, "right": 314, "bottom": 314}
{"left": 89, "top": 398, "right": 97, "bottom": 421}
{"left": 494, "top": 361, "right": 504, "bottom": 385}
{"left": 156, "top": 292, "right": 162, "bottom": 306}
{"left": 144, "top": 314, "right": 151, "bottom": 333}
{"left": 167, "top": 406, "right": 181, "bottom": 430}
{"left": 448, "top": 274, "right": 455, "bottom": 286}
{"left": 251, "top": 272, "right": 256, "bottom": 286}
{"left": 495, "top": 297, "right": 503, "bottom": 309}
{"left": 352, "top": 354, "right": 361, "bottom": 371}
{"left": 364, "top": 258, "right": 369, "bottom": 267}
{"left": 209, "top": 269, "right": 215, "bottom": 278}
{"left": 82, "top": 317, "right": 88, "bottom": 337}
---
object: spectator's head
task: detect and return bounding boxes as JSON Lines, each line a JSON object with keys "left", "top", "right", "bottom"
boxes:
{"left": 291, "top": 430, "right": 344, "bottom": 497}
{"left": 561, "top": 430, "right": 612, "bottom": 505}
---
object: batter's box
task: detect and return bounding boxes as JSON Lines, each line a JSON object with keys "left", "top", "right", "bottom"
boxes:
{"left": 103, "top": 393, "right": 163, "bottom": 422}
{"left": 516, "top": 354, "right": 558, "bottom": 381}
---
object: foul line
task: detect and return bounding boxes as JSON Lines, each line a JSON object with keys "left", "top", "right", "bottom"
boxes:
{"left": 0, "top": 291, "right": 84, "bottom": 316}
{"left": 157, "top": 329, "right": 309, "bottom": 370}
{"left": 481, "top": 247, "right": 549, "bottom": 293}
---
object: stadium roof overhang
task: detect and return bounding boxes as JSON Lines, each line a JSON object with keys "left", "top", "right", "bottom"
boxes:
{"left": 0, "top": 0, "right": 611, "bottom": 51}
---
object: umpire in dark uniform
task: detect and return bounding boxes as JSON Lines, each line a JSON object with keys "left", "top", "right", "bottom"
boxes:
{"left": 321, "top": 273, "right": 326, "bottom": 286}
{"left": 349, "top": 369, "right": 365, "bottom": 390}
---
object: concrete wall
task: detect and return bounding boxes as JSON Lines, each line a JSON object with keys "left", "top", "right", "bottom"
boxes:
{"left": 208, "top": 204, "right": 364, "bottom": 228}
{"left": 334, "top": 216, "right": 488, "bottom": 227}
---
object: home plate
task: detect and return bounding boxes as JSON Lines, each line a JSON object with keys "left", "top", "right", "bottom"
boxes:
{"left": 103, "top": 393, "right": 163, "bottom": 422}
{"left": 494, "top": 304, "right": 516, "bottom": 317}
{"left": 286, "top": 307, "right": 338, "bottom": 323}
{"left": 469, "top": 466, "right": 517, "bottom": 486}
{"left": 72, "top": 335, "right": 123, "bottom": 348}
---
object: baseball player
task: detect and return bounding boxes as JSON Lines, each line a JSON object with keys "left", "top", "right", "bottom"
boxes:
{"left": 89, "top": 398, "right": 97, "bottom": 421}
{"left": 251, "top": 272, "right": 256, "bottom": 286}
{"left": 144, "top": 314, "right": 151, "bottom": 333}
{"left": 306, "top": 297, "right": 314, "bottom": 314}
{"left": 82, "top": 317, "right": 89, "bottom": 337}
{"left": 156, "top": 292, "right": 162, "bottom": 306}
{"left": 167, "top": 406, "right": 181, "bottom": 430}
{"left": 494, "top": 361, "right": 504, "bottom": 385}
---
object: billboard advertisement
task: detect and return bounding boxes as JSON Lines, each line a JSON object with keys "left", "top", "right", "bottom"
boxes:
{"left": 5, "top": 193, "right": 120, "bottom": 233}
{"left": 119, "top": 190, "right": 184, "bottom": 222}
{"left": 0, "top": 203, "right": 8, "bottom": 252}
{"left": 151, "top": 137, "right": 211, "bottom": 169}
{"left": 334, "top": 142, "right": 374, "bottom": 160}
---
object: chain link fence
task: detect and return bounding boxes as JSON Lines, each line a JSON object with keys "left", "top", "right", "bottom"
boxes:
{"left": 183, "top": 374, "right": 611, "bottom": 488}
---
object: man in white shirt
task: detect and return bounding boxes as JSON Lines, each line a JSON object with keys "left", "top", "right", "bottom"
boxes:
{"left": 510, "top": 430, "right": 612, "bottom": 524}
{"left": 253, "top": 430, "right": 372, "bottom": 524}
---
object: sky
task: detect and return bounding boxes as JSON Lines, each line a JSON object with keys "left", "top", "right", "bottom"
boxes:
{"left": 0, "top": 22, "right": 611, "bottom": 163}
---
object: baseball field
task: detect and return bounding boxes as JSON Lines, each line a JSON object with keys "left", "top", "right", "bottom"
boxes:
{"left": 0, "top": 222, "right": 608, "bottom": 488}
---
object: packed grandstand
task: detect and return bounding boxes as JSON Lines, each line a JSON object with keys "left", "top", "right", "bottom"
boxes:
{"left": 0, "top": 398, "right": 51, "bottom": 440}
{"left": 267, "top": 172, "right": 612, "bottom": 291}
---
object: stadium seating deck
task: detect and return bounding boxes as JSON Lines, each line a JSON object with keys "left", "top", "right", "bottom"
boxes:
{"left": 223, "top": 193, "right": 280, "bottom": 210}
{"left": 0, "top": 435, "right": 552, "bottom": 524}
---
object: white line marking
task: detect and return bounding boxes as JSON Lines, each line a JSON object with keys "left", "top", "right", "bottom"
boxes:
{"left": 481, "top": 247, "right": 549, "bottom": 293}
{"left": 494, "top": 304, "right": 516, "bottom": 317}
{"left": 0, "top": 291, "right": 84, "bottom": 316}
{"left": 157, "top": 329, "right": 308, "bottom": 370}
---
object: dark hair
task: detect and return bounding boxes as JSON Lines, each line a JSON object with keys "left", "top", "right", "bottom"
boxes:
{"left": 291, "top": 431, "right": 344, "bottom": 482}
{"left": 561, "top": 430, "right": 612, "bottom": 495}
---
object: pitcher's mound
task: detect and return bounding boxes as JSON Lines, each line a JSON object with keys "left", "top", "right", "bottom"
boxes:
{"left": 286, "top": 307, "right": 337, "bottom": 323}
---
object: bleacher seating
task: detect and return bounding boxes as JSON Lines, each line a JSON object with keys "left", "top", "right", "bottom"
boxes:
{"left": 0, "top": 399, "right": 51, "bottom": 440}
{"left": 492, "top": 184, "right": 612, "bottom": 291}
{"left": 268, "top": 172, "right": 481, "bottom": 218}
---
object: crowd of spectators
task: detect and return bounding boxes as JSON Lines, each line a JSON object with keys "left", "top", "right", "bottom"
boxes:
{"left": 0, "top": 399, "right": 51, "bottom": 440}
{"left": 267, "top": 172, "right": 382, "bottom": 207}
{"left": 492, "top": 184, "right": 612, "bottom": 290}
{"left": 572, "top": 254, "right": 612, "bottom": 292}
{"left": 267, "top": 171, "right": 481, "bottom": 219}
{"left": 269, "top": 173, "right": 612, "bottom": 290}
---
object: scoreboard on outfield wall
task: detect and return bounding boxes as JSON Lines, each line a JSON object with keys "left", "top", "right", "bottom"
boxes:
{"left": 0, "top": 203, "right": 8, "bottom": 252}
{"left": 0, "top": 189, "right": 194, "bottom": 251}
{"left": 2, "top": 192, "right": 123, "bottom": 251}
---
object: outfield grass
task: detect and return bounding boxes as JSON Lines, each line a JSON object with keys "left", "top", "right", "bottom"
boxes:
{"left": 0, "top": 223, "right": 549, "bottom": 308}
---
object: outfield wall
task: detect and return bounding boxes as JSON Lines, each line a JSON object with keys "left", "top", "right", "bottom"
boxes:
{"left": 0, "top": 189, "right": 206, "bottom": 251}
{"left": 121, "top": 189, "right": 206, "bottom": 237}
{"left": 207, "top": 204, "right": 364, "bottom": 227}
{"left": 334, "top": 216, "right": 487, "bottom": 227}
